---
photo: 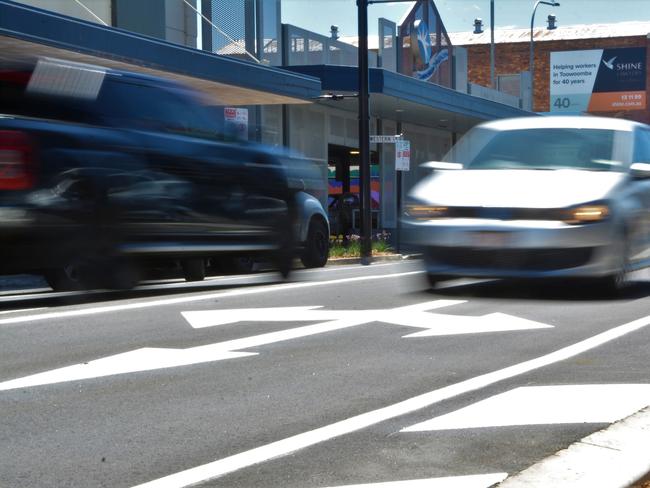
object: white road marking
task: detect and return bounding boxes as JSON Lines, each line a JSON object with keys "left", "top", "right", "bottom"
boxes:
{"left": 182, "top": 303, "right": 552, "bottom": 337}
{"left": 321, "top": 473, "right": 508, "bottom": 488}
{"left": 0, "top": 270, "right": 423, "bottom": 326}
{"left": 128, "top": 313, "right": 650, "bottom": 488}
{"left": 0, "top": 301, "right": 553, "bottom": 391}
{"left": 402, "top": 385, "right": 650, "bottom": 431}
{"left": 0, "top": 307, "right": 47, "bottom": 315}
{"left": 0, "top": 301, "right": 461, "bottom": 391}
{"left": 399, "top": 312, "right": 552, "bottom": 338}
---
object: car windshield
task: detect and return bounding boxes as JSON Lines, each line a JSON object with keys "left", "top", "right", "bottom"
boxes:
{"left": 444, "top": 127, "right": 630, "bottom": 172}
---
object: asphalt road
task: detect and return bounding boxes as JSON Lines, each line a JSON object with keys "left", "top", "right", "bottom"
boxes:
{"left": 2, "top": 261, "right": 650, "bottom": 488}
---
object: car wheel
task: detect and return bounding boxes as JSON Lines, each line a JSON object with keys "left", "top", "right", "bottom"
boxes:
{"left": 43, "top": 264, "right": 84, "bottom": 291}
{"left": 182, "top": 258, "right": 206, "bottom": 282}
{"left": 426, "top": 273, "right": 441, "bottom": 289}
{"left": 228, "top": 256, "right": 256, "bottom": 274}
{"left": 595, "top": 235, "right": 631, "bottom": 296}
{"left": 107, "top": 259, "right": 140, "bottom": 290}
{"left": 273, "top": 214, "right": 295, "bottom": 279}
{"left": 275, "top": 246, "right": 293, "bottom": 279}
{"left": 300, "top": 218, "right": 329, "bottom": 268}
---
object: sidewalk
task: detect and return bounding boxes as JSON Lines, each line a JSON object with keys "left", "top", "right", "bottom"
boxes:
{"left": 326, "top": 253, "right": 421, "bottom": 266}
{"left": 496, "top": 406, "right": 650, "bottom": 488}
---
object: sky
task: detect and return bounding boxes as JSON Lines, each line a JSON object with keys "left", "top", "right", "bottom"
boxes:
{"left": 281, "top": 0, "right": 650, "bottom": 37}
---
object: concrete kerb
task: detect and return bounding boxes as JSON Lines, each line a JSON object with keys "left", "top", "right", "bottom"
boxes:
{"left": 326, "top": 253, "right": 422, "bottom": 266}
{"left": 496, "top": 405, "right": 650, "bottom": 488}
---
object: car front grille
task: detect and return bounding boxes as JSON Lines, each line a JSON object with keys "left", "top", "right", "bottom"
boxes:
{"left": 443, "top": 207, "right": 564, "bottom": 220}
{"left": 426, "top": 247, "right": 594, "bottom": 271}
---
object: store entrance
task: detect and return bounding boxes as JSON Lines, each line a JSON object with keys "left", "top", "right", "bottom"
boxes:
{"left": 327, "top": 144, "right": 379, "bottom": 237}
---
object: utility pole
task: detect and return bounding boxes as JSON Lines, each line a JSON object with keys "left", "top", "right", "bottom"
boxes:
{"left": 357, "top": 0, "right": 414, "bottom": 262}
{"left": 357, "top": 0, "right": 371, "bottom": 262}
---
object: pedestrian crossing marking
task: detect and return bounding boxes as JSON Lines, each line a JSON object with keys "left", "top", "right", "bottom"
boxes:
{"left": 402, "top": 384, "right": 650, "bottom": 432}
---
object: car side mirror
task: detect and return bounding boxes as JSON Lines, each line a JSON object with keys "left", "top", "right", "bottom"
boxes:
{"left": 420, "top": 161, "right": 463, "bottom": 171}
{"left": 630, "top": 162, "right": 650, "bottom": 179}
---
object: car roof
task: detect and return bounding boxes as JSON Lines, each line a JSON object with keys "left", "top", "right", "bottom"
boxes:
{"left": 479, "top": 115, "right": 646, "bottom": 132}
{"left": 104, "top": 68, "right": 176, "bottom": 85}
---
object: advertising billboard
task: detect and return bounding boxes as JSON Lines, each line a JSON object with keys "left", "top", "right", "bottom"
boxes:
{"left": 550, "top": 47, "right": 646, "bottom": 113}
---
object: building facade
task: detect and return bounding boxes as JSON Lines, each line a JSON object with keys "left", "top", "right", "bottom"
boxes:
{"left": 451, "top": 23, "right": 650, "bottom": 124}
{"left": 15, "top": 0, "right": 198, "bottom": 48}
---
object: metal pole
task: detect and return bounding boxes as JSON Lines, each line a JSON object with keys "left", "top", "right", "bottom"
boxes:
{"left": 490, "top": 0, "right": 495, "bottom": 88}
{"left": 530, "top": 1, "right": 559, "bottom": 112}
{"left": 200, "top": 0, "right": 213, "bottom": 52}
{"left": 357, "top": 0, "right": 372, "bottom": 262}
{"left": 395, "top": 121, "right": 403, "bottom": 253}
{"left": 530, "top": 1, "right": 538, "bottom": 111}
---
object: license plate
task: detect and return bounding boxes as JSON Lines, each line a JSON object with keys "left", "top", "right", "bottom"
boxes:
{"left": 469, "top": 231, "right": 510, "bottom": 248}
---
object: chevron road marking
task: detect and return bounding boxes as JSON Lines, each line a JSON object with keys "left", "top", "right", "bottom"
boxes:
{"left": 129, "top": 313, "right": 650, "bottom": 488}
{"left": 402, "top": 384, "right": 650, "bottom": 431}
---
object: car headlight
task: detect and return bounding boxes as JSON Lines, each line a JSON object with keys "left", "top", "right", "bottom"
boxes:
{"left": 404, "top": 204, "right": 449, "bottom": 220}
{"left": 564, "top": 204, "right": 610, "bottom": 224}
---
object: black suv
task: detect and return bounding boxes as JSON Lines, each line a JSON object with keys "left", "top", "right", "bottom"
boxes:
{"left": 0, "top": 58, "right": 294, "bottom": 289}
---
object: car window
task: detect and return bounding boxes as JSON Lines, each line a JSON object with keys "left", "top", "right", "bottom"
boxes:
{"left": 445, "top": 127, "right": 630, "bottom": 172}
{"left": 0, "top": 69, "right": 99, "bottom": 124}
{"left": 98, "top": 79, "right": 219, "bottom": 139}
{"left": 633, "top": 129, "right": 650, "bottom": 163}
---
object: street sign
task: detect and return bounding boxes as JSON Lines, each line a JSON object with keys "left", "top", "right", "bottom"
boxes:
{"left": 224, "top": 107, "right": 248, "bottom": 141}
{"left": 396, "top": 139, "right": 411, "bottom": 171}
{"left": 369, "top": 135, "right": 401, "bottom": 143}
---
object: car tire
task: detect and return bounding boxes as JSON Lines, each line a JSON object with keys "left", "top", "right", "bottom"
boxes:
{"left": 595, "top": 234, "right": 631, "bottom": 296}
{"left": 43, "top": 265, "right": 84, "bottom": 292}
{"left": 233, "top": 256, "right": 256, "bottom": 274}
{"left": 426, "top": 273, "right": 441, "bottom": 289}
{"left": 273, "top": 212, "right": 295, "bottom": 279}
{"left": 275, "top": 245, "right": 293, "bottom": 279}
{"left": 300, "top": 218, "right": 329, "bottom": 268}
{"left": 182, "top": 258, "right": 206, "bottom": 282}
{"left": 107, "top": 259, "right": 140, "bottom": 290}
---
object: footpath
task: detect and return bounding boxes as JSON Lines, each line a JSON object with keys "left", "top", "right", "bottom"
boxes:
{"left": 497, "top": 406, "right": 650, "bottom": 488}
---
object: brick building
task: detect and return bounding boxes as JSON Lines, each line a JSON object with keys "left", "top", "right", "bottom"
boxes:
{"left": 450, "top": 22, "right": 650, "bottom": 124}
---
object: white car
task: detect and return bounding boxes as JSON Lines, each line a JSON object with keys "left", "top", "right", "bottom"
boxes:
{"left": 402, "top": 115, "right": 650, "bottom": 293}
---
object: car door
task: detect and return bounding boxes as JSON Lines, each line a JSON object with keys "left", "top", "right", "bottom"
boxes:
{"left": 630, "top": 127, "right": 650, "bottom": 263}
{"left": 98, "top": 76, "right": 286, "bottom": 249}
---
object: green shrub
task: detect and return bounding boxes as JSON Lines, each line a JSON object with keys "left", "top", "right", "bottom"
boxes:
{"left": 329, "top": 231, "right": 393, "bottom": 257}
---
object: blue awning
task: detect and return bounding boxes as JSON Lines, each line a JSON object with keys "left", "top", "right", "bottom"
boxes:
{"left": 0, "top": 0, "right": 321, "bottom": 105}
{"left": 285, "top": 65, "right": 531, "bottom": 131}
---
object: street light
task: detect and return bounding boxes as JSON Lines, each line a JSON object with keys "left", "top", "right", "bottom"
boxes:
{"left": 530, "top": 0, "right": 560, "bottom": 111}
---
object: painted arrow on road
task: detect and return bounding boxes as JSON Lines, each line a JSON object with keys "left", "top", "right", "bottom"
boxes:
{"left": 182, "top": 301, "right": 553, "bottom": 338}
{"left": 0, "top": 300, "right": 552, "bottom": 391}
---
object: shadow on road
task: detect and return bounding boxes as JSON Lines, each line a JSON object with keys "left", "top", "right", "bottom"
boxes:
{"left": 0, "top": 273, "right": 288, "bottom": 312}
{"left": 425, "top": 277, "right": 650, "bottom": 302}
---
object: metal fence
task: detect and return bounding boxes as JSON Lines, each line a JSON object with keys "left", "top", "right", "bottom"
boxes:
{"left": 283, "top": 24, "right": 377, "bottom": 67}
